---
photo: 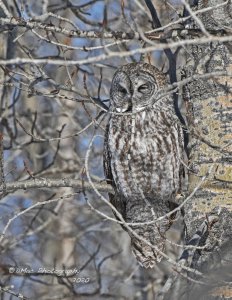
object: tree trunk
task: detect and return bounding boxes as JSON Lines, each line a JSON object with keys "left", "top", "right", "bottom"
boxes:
{"left": 175, "top": 1, "right": 232, "bottom": 299}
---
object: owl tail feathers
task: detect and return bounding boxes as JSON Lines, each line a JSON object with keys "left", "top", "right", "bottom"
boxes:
{"left": 131, "top": 238, "right": 164, "bottom": 268}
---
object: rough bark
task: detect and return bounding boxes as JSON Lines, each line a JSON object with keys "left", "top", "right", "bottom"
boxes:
{"left": 175, "top": 0, "right": 232, "bottom": 299}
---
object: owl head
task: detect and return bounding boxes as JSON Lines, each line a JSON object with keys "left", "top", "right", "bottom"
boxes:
{"left": 110, "top": 62, "right": 167, "bottom": 113}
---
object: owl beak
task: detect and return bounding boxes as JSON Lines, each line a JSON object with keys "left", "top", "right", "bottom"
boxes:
{"left": 125, "top": 101, "right": 133, "bottom": 112}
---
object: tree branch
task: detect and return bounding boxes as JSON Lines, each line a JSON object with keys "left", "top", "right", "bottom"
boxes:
{"left": 0, "top": 178, "right": 113, "bottom": 193}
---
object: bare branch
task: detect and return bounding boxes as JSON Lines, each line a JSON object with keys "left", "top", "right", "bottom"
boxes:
{"left": 0, "top": 178, "right": 113, "bottom": 193}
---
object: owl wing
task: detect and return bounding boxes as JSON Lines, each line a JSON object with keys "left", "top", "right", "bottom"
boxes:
{"left": 103, "top": 122, "right": 127, "bottom": 220}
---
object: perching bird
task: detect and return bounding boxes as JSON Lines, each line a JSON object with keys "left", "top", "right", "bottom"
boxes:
{"left": 104, "top": 62, "right": 185, "bottom": 268}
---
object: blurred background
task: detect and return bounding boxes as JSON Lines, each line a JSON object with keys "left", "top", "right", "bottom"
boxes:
{"left": 0, "top": 1, "right": 185, "bottom": 299}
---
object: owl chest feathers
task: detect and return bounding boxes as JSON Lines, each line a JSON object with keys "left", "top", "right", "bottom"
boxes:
{"left": 108, "top": 108, "right": 183, "bottom": 202}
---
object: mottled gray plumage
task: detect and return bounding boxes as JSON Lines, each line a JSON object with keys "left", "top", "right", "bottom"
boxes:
{"left": 104, "top": 63, "right": 185, "bottom": 268}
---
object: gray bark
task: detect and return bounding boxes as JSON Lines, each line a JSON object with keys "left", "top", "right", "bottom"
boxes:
{"left": 173, "top": 1, "right": 232, "bottom": 299}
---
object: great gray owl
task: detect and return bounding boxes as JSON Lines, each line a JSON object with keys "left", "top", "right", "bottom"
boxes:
{"left": 104, "top": 62, "right": 185, "bottom": 268}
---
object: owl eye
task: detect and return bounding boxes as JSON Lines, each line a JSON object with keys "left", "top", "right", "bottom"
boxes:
{"left": 118, "top": 85, "right": 127, "bottom": 95}
{"left": 138, "top": 83, "right": 152, "bottom": 93}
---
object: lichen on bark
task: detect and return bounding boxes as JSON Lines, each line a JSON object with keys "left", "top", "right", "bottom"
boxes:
{"left": 180, "top": 0, "right": 232, "bottom": 293}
